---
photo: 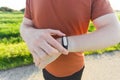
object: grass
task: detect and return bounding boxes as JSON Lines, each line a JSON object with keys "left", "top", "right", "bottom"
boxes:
{"left": 0, "top": 11, "right": 120, "bottom": 70}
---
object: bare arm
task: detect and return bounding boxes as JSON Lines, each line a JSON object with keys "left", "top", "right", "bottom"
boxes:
{"left": 20, "top": 18, "right": 68, "bottom": 68}
{"left": 67, "top": 13, "right": 120, "bottom": 52}
{"left": 20, "top": 18, "right": 68, "bottom": 55}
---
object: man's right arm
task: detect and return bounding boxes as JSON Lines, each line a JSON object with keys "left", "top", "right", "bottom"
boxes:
{"left": 20, "top": 17, "right": 68, "bottom": 68}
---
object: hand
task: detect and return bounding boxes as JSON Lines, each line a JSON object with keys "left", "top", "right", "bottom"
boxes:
{"left": 36, "top": 37, "right": 63, "bottom": 69}
{"left": 37, "top": 52, "right": 61, "bottom": 69}
{"left": 24, "top": 29, "right": 68, "bottom": 67}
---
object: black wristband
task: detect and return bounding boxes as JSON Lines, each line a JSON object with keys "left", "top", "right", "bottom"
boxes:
{"left": 61, "top": 36, "right": 68, "bottom": 49}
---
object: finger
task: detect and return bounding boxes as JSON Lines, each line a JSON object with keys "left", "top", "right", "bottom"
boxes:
{"left": 47, "top": 29, "right": 66, "bottom": 36}
{"left": 46, "top": 35, "right": 69, "bottom": 55}
{"left": 38, "top": 53, "right": 60, "bottom": 69}
{"left": 38, "top": 56, "right": 51, "bottom": 69}
{"left": 33, "top": 57, "right": 39, "bottom": 66}
{"left": 31, "top": 50, "right": 40, "bottom": 66}
{"left": 38, "top": 61, "right": 47, "bottom": 69}
{"left": 34, "top": 47, "right": 47, "bottom": 60}
{"left": 40, "top": 41, "right": 60, "bottom": 56}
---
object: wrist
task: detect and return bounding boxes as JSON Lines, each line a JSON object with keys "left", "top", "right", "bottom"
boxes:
{"left": 57, "top": 36, "right": 71, "bottom": 52}
{"left": 61, "top": 36, "right": 68, "bottom": 49}
{"left": 67, "top": 36, "right": 74, "bottom": 52}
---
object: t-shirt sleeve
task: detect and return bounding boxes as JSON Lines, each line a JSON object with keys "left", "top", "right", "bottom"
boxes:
{"left": 24, "top": 0, "right": 32, "bottom": 19}
{"left": 91, "top": 0, "right": 114, "bottom": 21}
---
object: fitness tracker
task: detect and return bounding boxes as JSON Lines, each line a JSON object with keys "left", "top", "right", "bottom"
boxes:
{"left": 61, "top": 36, "right": 68, "bottom": 49}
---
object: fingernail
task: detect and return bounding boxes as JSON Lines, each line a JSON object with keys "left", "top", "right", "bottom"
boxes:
{"left": 61, "top": 34, "right": 66, "bottom": 36}
{"left": 61, "top": 32, "right": 65, "bottom": 35}
{"left": 62, "top": 50, "right": 69, "bottom": 55}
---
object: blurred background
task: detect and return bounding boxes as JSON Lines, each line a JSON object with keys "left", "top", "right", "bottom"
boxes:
{"left": 0, "top": 0, "right": 119, "bottom": 71}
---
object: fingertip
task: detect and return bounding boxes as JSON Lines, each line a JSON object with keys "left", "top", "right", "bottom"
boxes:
{"left": 58, "top": 31, "right": 66, "bottom": 36}
{"left": 62, "top": 33, "right": 66, "bottom": 35}
{"left": 59, "top": 33, "right": 66, "bottom": 36}
{"left": 62, "top": 50, "right": 69, "bottom": 55}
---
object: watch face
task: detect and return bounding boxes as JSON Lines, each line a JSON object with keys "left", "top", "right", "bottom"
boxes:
{"left": 62, "top": 36, "right": 68, "bottom": 49}
{"left": 63, "top": 36, "right": 68, "bottom": 46}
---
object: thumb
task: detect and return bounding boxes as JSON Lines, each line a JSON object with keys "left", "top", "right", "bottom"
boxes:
{"left": 47, "top": 29, "right": 66, "bottom": 36}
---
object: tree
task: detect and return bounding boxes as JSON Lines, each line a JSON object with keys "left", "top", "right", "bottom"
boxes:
{"left": 0, "top": 7, "right": 14, "bottom": 12}
{"left": 20, "top": 8, "right": 25, "bottom": 12}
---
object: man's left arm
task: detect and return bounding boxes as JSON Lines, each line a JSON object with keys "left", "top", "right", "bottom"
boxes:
{"left": 61, "top": 13, "right": 120, "bottom": 52}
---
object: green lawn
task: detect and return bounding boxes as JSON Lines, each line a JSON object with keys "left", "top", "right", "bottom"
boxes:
{"left": 0, "top": 11, "right": 120, "bottom": 70}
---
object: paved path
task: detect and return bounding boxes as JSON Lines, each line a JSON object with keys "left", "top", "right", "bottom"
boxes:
{"left": 0, "top": 51, "right": 120, "bottom": 80}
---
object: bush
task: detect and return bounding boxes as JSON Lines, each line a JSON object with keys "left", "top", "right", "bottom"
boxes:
{"left": 0, "top": 43, "right": 33, "bottom": 70}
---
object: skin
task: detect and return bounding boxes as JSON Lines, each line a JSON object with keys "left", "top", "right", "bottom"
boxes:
{"left": 20, "top": 13, "right": 120, "bottom": 68}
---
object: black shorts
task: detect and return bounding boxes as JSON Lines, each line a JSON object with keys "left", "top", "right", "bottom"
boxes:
{"left": 42, "top": 66, "right": 84, "bottom": 80}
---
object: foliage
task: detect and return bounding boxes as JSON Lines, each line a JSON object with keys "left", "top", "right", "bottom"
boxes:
{"left": 20, "top": 8, "right": 25, "bottom": 12}
{"left": 116, "top": 12, "right": 120, "bottom": 20}
{"left": 0, "top": 43, "right": 33, "bottom": 70}
{"left": 0, "top": 12, "right": 23, "bottom": 44}
{"left": 0, "top": 7, "right": 15, "bottom": 12}
{"left": 88, "top": 22, "right": 96, "bottom": 32}
{"left": 0, "top": 12, "right": 30, "bottom": 70}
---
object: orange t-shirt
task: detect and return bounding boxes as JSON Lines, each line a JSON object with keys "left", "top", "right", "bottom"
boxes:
{"left": 24, "top": 0, "right": 113, "bottom": 77}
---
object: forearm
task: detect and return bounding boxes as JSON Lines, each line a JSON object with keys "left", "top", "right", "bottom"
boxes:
{"left": 20, "top": 18, "right": 35, "bottom": 42}
{"left": 68, "top": 25, "right": 120, "bottom": 52}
